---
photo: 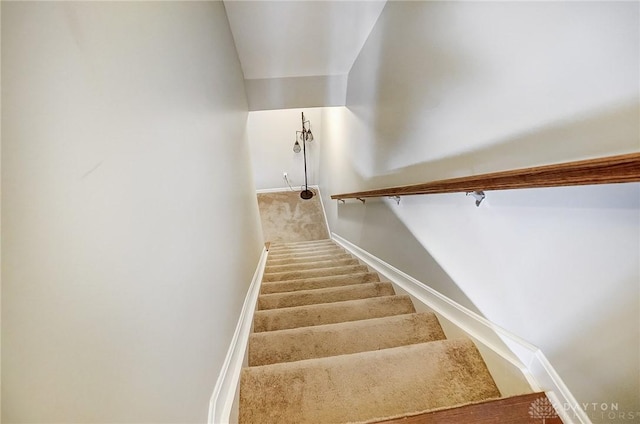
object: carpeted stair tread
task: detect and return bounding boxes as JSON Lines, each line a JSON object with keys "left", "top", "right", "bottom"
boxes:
{"left": 267, "top": 253, "right": 353, "bottom": 266}
{"left": 271, "top": 238, "right": 332, "bottom": 245}
{"left": 248, "top": 312, "right": 446, "bottom": 366}
{"left": 267, "top": 252, "right": 349, "bottom": 263}
{"left": 266, "top": 251, "right": 347, "bottom": 263}
{"left": 266, "top": 250, "right": 349, "bottom": 264}
{"left": 262, "top": 264, "right": 370, "bottom": 282}
{"left": 239, "top": 338, "right": 501, "bottom": 424}
{"left": 241, "top": 238, "right": 504, "bottom": 423}
{"left": 257, "top": 282, "right": 396, "bottom": 310}
{"left": 266, "top": 252, "right": 355, "bottom": 267}
{"left": 269, "top": 240, "right": 337, "bottom": 251}
{"left": 269, "top": 239, "right": 335, "bottom": 251}
{"left": 260, "top": 272, "right": 381, "bottom": 294}
{"left": 271, "top": 239, "right": 335, "bottom": 249}
{"left": 269, "top": 243, "right": 344, "bottom": 255}
{"left": 269, "top": 245, "right": 345, "bottom": 258}
{"left": 265, "top": 257, "right": 360, "bottom": 273}
{"left": 270, "top": 238, "right": 333, "bottom": 245}
{"left": 253, "top": 295, "right": 415, "bottom": 332}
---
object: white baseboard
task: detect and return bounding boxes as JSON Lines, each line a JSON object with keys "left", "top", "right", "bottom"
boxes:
{"left": 314, "top": 186, "right": 332, "bottom": 238}
{"left": 256, "top": 185, "right": 321, "bottom": 195}
{"left": 208, "top": 248, "right": 268, "bottom": 424}
{"left": 208, "top": 233, "right": 590, "bottom": 424}
{"left": 331, "top": 233, "right": 591, "bottom": 424}
{"left": 256, "top": 186, "right": 293, "bottom": 194}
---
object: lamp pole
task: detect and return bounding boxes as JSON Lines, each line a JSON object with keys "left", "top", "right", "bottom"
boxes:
{"left": 300, "top": 111, "right": 314, "bottom": 199}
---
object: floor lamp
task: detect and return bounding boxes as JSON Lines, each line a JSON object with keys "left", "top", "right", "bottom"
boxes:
{"left": 292, "top": 111, "right": 314, "bottom": 200}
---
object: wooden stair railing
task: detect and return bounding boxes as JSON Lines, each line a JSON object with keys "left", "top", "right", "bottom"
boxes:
{"left": 331, "top": 152, "right": 640, "bottom": 201}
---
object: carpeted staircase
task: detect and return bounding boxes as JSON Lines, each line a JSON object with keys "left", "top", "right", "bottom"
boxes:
{"left": 239, "top": 239, "right": 502, "bottom": 423}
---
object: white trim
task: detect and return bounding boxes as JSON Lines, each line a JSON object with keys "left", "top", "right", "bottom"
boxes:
{"left": 256, "top": 186, "right": 294, "bottom": 194}
{"left": 256, "top": 184, "right": 322, "bottom": 195}
{"left": 314, "top": 185, "right": 332, "bottom": 236}
{"left": 208, "top": 248, "right": 268, "bottom": 424}
{"left": 331, "top": 233, "right": 591, "bottom": 424}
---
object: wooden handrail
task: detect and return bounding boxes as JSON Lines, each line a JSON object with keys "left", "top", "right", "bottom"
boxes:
{"left": 331, "top": 152, "right": 640, "bottom": 200}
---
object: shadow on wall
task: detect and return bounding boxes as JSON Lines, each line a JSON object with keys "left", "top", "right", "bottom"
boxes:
{"left": 346, "top": 1, "right": 639, "bottom": 185}
{"left": 335, "top": 198, "right": 483, "bottom": 316}
{"left": 346, "top": 2, "right": 464, "bottom": 175}
{"left": 356, "top": 101, "right": 640, "bottom": 190}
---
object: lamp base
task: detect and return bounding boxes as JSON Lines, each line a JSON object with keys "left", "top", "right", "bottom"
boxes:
{"left": 300, "top": 189, "right": 314, "bottom": 200}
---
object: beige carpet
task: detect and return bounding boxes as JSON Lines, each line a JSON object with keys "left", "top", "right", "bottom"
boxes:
{"left": 257, "top": 190, "right": 329, "bottom": 243}
{"left": 239, "top": 240, "right": 501, "bottom": 423}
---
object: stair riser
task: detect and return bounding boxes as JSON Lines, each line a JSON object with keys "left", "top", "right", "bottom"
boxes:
{"left": 262, "top": 265, "right": 369, "bottom": 282}
{"left": 248, "top": 312, "right": 446, "bottom": 366}
{"left": 253, "top": 295, "right": 415, "bottom": 332}
{"left": 257, "top": 282, "right": 395, "bottom": 310}
{"left": 260, "top": 272, "right": 381, "bottom": 294}
{"left": 265, "top": 258, "right": 359, "bottom": 273}
{"left": 266, "top": 253, "right": 354, "bottom": 267}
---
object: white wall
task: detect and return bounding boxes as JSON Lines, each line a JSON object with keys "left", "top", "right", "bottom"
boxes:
{"left": 248, "top": 107, "right": 322, "bottom": 190}
{"left": 345, "top": 1, "right": 638, "bottom": 181}
{"left": 319, "top": 2, "right": 639, "bottom": 422}
{"left": 1, "top": 2, "right": 263, "bottom": 422}
{"left": 245, "top": 75, "right": 347, "bottom": 111}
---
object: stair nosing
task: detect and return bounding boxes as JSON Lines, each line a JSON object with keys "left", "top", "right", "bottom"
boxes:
{"left": 266, "top": 255, "right": 353, "bottom": 266}
{"left": 263, "top": 263, "right": 366, "bottom": 276}
{"left": 261, "top": 271, "right": 380, "bottom": 286}
{"left": 265, "top": 258, "right": 360, "bottom": 272}
{"left": 254, "top": 294, "right": 412, "bottom": 315}
{"left": 262, "top": 265, "right": 370, "bottom": 283}
{"left": 259, "top": 281, "right": 393, "bottom": 299}
{"left": 269, "top": 241, "right": 337, "bottom": 248}
{"left": 267, "top": 246, "right": 343, "bottom": 255}
{"left": 257, "top": 281, "right": 395, "bottom": 310}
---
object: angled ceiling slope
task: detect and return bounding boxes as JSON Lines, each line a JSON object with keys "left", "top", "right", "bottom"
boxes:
{"left": 224, "top": 0, "right": 387, "bottom": 110}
